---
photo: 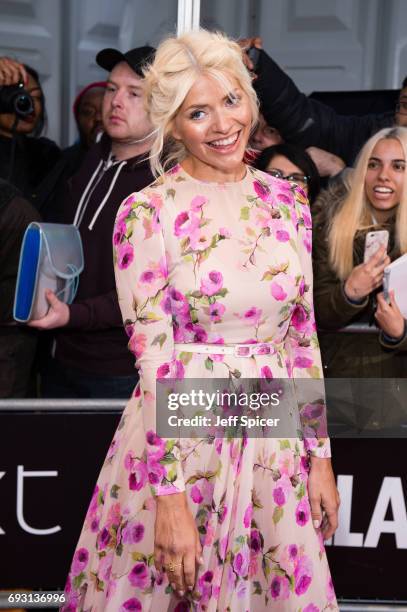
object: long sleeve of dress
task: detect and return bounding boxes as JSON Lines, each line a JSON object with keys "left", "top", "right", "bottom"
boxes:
{"left": 113, "top": 190, "right": 185, "bottom": 496}
{"left": 285, "top": 187, "right": 331, "bottom": 458}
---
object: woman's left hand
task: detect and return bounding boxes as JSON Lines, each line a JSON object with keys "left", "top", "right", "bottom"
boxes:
{"left": 375, "top": 291, "right": 405, "bottom": 340}
{"left": 307, "top": 457, "right": 340, "bottom": 541}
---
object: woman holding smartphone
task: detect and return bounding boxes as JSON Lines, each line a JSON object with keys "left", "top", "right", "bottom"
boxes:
{"left": 313, "top": 126, "right": 407, "bottom": 380}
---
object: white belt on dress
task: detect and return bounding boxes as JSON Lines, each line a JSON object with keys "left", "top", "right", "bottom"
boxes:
{"left": 174, "top": 342, "right": 278, "bottom": 358}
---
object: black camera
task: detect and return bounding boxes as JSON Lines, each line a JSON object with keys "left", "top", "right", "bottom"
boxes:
{"left": 0, "top": 81, "right": 34, "bottom": 117}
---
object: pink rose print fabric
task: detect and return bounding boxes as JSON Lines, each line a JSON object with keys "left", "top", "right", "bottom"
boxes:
{"left": 62, "top": 165, "right": 337, "bottom": 611}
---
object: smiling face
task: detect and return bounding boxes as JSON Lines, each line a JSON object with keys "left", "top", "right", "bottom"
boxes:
{"left": 102, "top": 61, "right": 152, "bottom": 145}
{"left": 365, "top": 138, "right": 406, "bottom": 223}
{"left": 172, "top": 73, "right": 253, "bottom": 182}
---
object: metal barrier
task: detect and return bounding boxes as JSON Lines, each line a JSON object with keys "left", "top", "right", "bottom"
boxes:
{"left": 338, "top": 600, "right": 407, "bottom": 612}
{"left": 0, "top": 398, "right": 125, "bottom": 412}
{"left": 341, "top": 606, "right": 407, "bottom": 612}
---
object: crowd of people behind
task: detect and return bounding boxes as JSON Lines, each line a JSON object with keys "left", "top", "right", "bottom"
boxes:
{"left": 1, "top": 35, "right": 407, "bottom": 401}
{"left": 1, "top": 27, "right": 407, "bottom": 612}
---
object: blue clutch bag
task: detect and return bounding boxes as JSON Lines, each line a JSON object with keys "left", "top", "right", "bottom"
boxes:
{"left": 13, "top": 223, "right": 84, "bottom": 322}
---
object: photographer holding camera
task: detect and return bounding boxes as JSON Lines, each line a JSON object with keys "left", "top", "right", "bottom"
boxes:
{"left": 0, "top": 56, "right": 60, "bottom": 206}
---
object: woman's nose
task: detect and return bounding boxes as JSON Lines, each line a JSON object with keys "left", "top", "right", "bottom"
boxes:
{"left": 378, "top": 165, "right": 390, "bottom": 181}
{"left": 212, "top": 110, "right": 232, "bottom": 133}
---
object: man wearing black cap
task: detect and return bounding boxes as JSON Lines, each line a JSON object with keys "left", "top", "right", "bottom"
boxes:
{"left": 97, "top": 47, "right": 155, "bottom": 160}
{"left": 29, "top": 46, "right": 156, "bottom": 399}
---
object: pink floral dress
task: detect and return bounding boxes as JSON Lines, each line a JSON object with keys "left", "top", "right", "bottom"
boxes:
{"left": 63, "top": 165, "right": 338, "bottom": 611}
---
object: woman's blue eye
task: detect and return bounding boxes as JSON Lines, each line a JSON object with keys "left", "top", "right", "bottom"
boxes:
{"left": 190, "top": 110, "right": 205, "bottom": 120}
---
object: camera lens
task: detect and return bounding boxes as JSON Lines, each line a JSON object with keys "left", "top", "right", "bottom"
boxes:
{"left": 14, "top": 93, "right": 34, "bottom": 116}
{"left": 0, "top": 82, "right": 35, "bottom": 118}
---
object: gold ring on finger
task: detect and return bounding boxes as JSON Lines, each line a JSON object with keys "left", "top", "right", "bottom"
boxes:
{"left": 166, "top": 561, "right": 182, "bottom": 573}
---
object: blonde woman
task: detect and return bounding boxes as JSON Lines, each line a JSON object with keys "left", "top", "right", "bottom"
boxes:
{"left": 63, "top": 30, "right": 339, "bottom": 611}
{"left": 313, "top": 126, "right": 407, "bottom": 378}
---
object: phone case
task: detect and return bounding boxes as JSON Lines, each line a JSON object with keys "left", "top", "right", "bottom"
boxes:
{"left": 363, "top": 230, "right": 389, "bottom": 263}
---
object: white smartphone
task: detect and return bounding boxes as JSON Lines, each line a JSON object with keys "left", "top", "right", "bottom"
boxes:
{"left": 363, "top": 230, "right": 389, "bottom": 263}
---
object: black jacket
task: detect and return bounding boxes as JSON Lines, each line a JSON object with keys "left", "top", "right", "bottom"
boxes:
{"left": 36, "top": 141, "right": 88, "bottom": 222}
{"left": 0, "top": 133, "right": 60, "bottom": 206}
{"left": 0, "top": 179, "right": 41, "bottom": 323}
{"left": 0, "top": 179, "right": 41, "bottom": 397}
{"left": 54, "top": 134, "right": 154, "bottom": 376}
{"left": 254, "top": 50, "right": 394, "bottom": 165}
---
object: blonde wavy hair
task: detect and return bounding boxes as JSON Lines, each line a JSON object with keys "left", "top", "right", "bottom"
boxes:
{"left": 142, "top": 29, "right": 259, "bottom": 177}
{"left": 328, "top": 126, "right": 407, "bottom": 280}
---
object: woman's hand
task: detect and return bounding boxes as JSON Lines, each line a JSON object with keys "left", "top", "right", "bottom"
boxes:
{"left": 375, "top": 290, "right": 406, "bottom": 340}
{"left": 154, "top": 492, "right": 202, "bottom": 597}
{"left": 27, "top": 290, "right": 70, "bottom": 329}
{"left": 344, "top": 245, "right": 390, "bottom": 301}
{"left": 0, "top": 56, "right": 27, "bottom": 86}
{"left": 308, "top": 457, "right": 340, "bottom": 541}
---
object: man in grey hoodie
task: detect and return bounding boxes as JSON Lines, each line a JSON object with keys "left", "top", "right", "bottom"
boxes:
{"left": 29, "top": 46, "right": 156, "bottom": 398}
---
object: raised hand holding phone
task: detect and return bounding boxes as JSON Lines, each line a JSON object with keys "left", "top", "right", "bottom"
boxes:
{"left": 344, "top": 245, "right": 391, "bottom": 301}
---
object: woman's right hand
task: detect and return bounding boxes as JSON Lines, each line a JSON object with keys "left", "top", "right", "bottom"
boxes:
{"left": 375, "top": 290, "right": 405, "bottom": 339}
{"left": 0, "top": 56, "right": 27, "bottom": 86}
{"left": 154, "top": 492, "right": 202, "bottom": 597}
{"left": 344, "top": 245, "right": 390, "bottom": 301}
